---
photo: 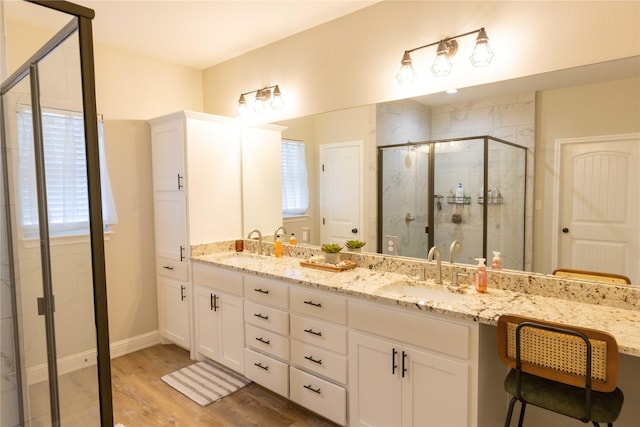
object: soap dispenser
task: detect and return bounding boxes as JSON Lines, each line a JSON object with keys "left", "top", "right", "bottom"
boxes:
{"left": 274, "top": 235, "right": 283, "bottom": 257}
{"left": 474, "top": 258, "right": 487, "bottom": 293}
{"left": 289, "top": 233, "right": 297, "bottom": 245}
{"left": 491, "top": 251, "right": 502, "bottom": 270}
{"left": 456, "top": 183, "right": 464, "bottom": 203}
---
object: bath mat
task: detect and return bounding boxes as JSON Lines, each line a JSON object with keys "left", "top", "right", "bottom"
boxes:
{"left": 161, "top": 360, "right": 251, "bottom": 406}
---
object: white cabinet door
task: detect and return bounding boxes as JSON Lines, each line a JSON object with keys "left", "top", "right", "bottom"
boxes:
{"left": 194, "top": 284, "right": 245, "bottom": 373}
{"left": 194, "top": 284, "right": 220, "bottom": 360}
{"left": 151, "top": 120, "right": 185, "bottom": 192}
{"left": 349, "top": 331, "right": 402, "bottom": 427}
{"left": 157, "top": 276, "right": 190, "bottom": 350}
{"left": 217, "top": 292, "right": 245, "bottom": 373}
{"left": 402, "top": 345, "right": 470, "bottom": 427}
{"left": 153, "top": 192, "right": 187, "bottom": 261}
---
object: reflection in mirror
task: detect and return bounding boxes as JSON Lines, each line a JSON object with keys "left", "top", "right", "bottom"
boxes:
{"left": 378, "top": 136, "right": 526, "bottom": 270}
{"left": 277, "top": 56, "right": 640, "bottom": 283}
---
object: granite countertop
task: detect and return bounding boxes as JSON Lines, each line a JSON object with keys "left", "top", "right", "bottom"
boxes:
{"left": 192, "top": 251, "right": 640, "bottom": 357}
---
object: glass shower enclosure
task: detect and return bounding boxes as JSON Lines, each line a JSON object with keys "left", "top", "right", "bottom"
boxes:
{"left": 1, "top": 1, "right": 112, "bottom": 426}
{"left": 378, "top": 136, "right": 527, "bottom": 270}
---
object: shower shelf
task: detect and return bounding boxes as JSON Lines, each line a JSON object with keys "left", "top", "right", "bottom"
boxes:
{"left": 446, "top": 196, "right": 471, "bottom": 205}
{"left": 477, "top": 196, "right": 504, "bottom": 205}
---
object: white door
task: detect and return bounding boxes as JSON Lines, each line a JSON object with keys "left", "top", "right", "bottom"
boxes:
{"left": 319, "top": 141, "right": 363, "bottom": 245}
{"left": 157, "top": 276, "right": 190, "bottom": 349}
{"left": 194, "top": 284, "right": 219, "bottom": 360}
{"left": 153, "top": 192, "right": 187, "bottom": 262}
{"left": 151, "top": 121, "right": 185, "bottom": 191}
{"left": 348, "top": 331, "right": 402, "bottom": 426}
{"left": 218, "top": 292, "right": 245, "bottom": 373}
{"left": 557, "top": 134, "right": 639, "bottom": 283}
{"left": 402, "top": 346, "right": 469, "bottom": 427}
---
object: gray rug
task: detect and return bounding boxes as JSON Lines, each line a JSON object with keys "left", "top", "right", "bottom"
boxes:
{"left": 161, "top": 360, "right": 251, "bottom": 406}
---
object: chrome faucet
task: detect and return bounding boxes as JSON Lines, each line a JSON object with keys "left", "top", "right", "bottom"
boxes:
{"left": 247, "top": 229, "right": 263, "bottom": 255}
{"left": 427, "top": 246, "right": 442, "bottom": 284}
{"left": 273, "top": 226, "right": 287, "bottom": 240}
{"left": 450, "top": 240, "right": 462, "bottom": 264}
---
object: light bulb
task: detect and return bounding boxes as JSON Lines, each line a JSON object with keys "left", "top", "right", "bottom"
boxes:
{"left": 271, "top": 86, "right": 284, "bottom": 110}
{"left": 431, "top": 40, "right": 453, "bottom": 77}
{"left": 470, "top": 28, "right": 494, "bottom": 67}
{"left": 237, "top": 94, "right": 249, "bottom": 115}
{"left": 396, "top": 51, "right": 416, "bottom": 84}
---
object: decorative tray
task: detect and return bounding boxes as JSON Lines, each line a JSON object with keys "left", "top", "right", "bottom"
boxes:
{"left": 300, "top": 259, "right": 357, "bottom": 272}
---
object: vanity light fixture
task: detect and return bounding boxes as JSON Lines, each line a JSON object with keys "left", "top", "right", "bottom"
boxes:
{"left": 396, "top": 27, "right": 494, "bottom": 84}
{"left": 237, "top": 85, "right": 284, "bottom": 115}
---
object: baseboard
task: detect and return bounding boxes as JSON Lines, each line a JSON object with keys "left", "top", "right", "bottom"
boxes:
{"left": 26, "top": 330, "right": 161, "bottom": 386}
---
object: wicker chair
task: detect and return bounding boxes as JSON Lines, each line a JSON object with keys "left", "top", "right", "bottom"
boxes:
{"left": 552, "top": 268, "right": 631, "bottom": 285}
{"left": 497, "top": 314, "right": 624, "bottom": 427}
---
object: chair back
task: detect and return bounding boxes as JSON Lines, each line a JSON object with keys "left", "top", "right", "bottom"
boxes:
{"left": 552, "top": 268, "right": 631, "bottom": 285}
{"left": 497, "top": 314, "right": 619, "bottom": 392}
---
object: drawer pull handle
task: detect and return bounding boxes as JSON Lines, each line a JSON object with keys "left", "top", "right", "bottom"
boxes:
{"left": 303, "top": 384, "right": 321, "bottom": 394}
{"left": 254, "top": 313, "right": 269, "bottom": 320}
{"left": 304, "top": 328, "right": 322, "bottom": 337}
{"left": 254, "top": 362, "right": 269, "bottom": 371}
{"left": 304, "top": 355, "right": 323, "bottom": 365}
{"left": 255, "top": 337, "right": 271, "bottom": 345}
{"left": 254, "top": 288, "right": 270, "bottom": 294}
{"left": 303, "top": 300, "right": 322, "bottom": 308}
{"left": 162, "top": 265, "right": 174, "bottom": 270}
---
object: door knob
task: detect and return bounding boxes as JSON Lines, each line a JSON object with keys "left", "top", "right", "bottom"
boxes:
{"left": 562, "top": 227, "right": 569, "bottom": 233}
{"left": 351, "top": 228, "right": 358, "bottom": 234}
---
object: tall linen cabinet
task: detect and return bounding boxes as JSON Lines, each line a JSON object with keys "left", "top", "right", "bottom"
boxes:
{"left": 149, "top": 110, "right": 284, "bottom": 354}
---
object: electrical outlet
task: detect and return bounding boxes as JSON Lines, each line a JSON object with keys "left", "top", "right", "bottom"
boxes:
{"left": 301, "top": 227, "right": 310, "bottom": 244}
{"left": 384, "top": 235, "right": 398, "bottom": 255}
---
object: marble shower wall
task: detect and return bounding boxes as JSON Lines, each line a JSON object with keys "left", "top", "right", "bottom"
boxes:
{"left": 377, "top": 93, "right": 535, "bottom": 267}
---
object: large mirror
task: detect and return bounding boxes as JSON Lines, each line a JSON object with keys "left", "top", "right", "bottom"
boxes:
{"left": 276, "top": 56, "right": 640, "bottom": 283}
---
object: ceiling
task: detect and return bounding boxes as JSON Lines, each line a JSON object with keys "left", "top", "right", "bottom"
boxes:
{"left": 3, "top": 0, "right": 379, "bottom": 70}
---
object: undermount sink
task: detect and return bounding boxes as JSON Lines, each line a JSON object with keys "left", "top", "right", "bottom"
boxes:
{"left": 379, "top": 281, "right": 467, "bottom": 304}
{"left": 212, "top": 252, "right": 269, "bottom": 266}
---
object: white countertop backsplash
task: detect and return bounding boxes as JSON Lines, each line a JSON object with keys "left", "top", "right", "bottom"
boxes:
{"left": 191, "top": 240, "right": 640, "bottom": 356}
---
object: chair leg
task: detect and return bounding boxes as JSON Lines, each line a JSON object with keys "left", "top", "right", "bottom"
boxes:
{"left": 517, "top": 401, "right": 527, "bottom": 427}
{"left": 504, "top": 396, "right": 517, "bottom": 427}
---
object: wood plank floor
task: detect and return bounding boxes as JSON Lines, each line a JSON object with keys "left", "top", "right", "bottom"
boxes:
{"left": 112, "top": 344, "right": 339, "bottom": 426}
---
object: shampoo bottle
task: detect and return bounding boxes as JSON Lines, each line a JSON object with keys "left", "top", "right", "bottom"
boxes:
{"left": 474, "top": 258, "right": 487, "bottom": 293}
{"left": 274, "top": 235, "right": 283, "bottom": 257}
{"left": 491, "top": 251, "right": 502, "bottom": 270}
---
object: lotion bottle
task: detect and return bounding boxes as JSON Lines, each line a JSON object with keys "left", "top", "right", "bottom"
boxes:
{"left": 491, "top": 251, "right": 502, "bottom": 270}
{"left": 474, "top": 258, "right": 487, "bottom": 293}
{"left": 274, "top": 235, "right": 283, "bottom": 257}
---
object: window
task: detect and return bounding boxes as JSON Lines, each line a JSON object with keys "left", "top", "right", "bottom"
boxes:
{"left": 281, "top": 139, "right": 309, "bottom": 217}
{"left": 16, "top": 106, "right": 118, "bottom": 238}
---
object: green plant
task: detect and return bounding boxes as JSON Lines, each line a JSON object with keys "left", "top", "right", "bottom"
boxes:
{"left": 321, "top": 243, "right": 343, "bottom": 253}
{"left": 345, "top": 240, "right": 366, "bottom": 249}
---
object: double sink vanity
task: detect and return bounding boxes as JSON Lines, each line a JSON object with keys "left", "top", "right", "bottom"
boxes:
{"left": 184, "top": 239, "right": 640, "bottom": 427}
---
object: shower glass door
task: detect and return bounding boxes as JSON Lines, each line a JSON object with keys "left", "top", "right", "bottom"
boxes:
{"left": 1, "top": 2, "right": 111, "bottom": 425}
{"left": 379, "top": 143, "right": 430, "bottom": 258}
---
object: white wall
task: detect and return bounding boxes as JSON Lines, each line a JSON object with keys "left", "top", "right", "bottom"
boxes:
{"left": 202, "top": 1, "right": 640, "bottom": 120}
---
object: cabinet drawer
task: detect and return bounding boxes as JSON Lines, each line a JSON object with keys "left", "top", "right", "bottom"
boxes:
{"left": 244, "top": 301, "right": 289, "bottom": 335}
{"left": 349, "top": 300, "right": 473, "bottom": 360}
{"left": 290, "top": 314, "right": 347, "bottom": 354}
{"left": 245, "top": 323, "right": 290, "bottom": 361}
{"left": 290, "top": 287, "right": 347, "bottom": 325}
{"left": 244, "top": 348, "right": 288, "bottom": 398}
{"left": 192, "top": 262, "right": 243, "bottom": 296}
{"left": 290, "top": 367, "right": 347, "bottom": 426}
{"left": 291, "top": 340, "right": 347, "bottom": 385}
{"left": 244, "top": 276, "right": 288, "bottom": 308}
{"left": 156, "top": 256, "right": 188, "bottom": 281}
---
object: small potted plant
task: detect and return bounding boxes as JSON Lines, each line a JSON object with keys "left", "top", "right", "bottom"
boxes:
{"left": 321, "top": 243, "right": 343, "bottom": 264}
{"left": 345, "top": 240, "right": 366, "bottom": 252}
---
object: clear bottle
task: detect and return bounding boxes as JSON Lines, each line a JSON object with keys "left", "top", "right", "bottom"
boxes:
{"left": 289, "top": 233, "right": 297, "bottom": 245}
{"left": 274, "top": 235, "right": 283, "bottom": 257}
{"left": 475, "top": 258, "right": 487, "bottom": 293}
{"left": 491, "top": 251, "right": 502, "bottom": 270}
{"left": 456, "top": 183, "right": 464, "bottom": 203}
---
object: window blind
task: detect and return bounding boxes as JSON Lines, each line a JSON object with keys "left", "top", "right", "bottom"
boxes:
{"left": 16, "top": 106, "right": 118, "bottom": 238}
{"left": 281, "top": 139, "right": 309, "bottom": 216}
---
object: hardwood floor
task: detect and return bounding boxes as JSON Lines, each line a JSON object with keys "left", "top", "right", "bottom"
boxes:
{"left": 112, "top": 344, "right": 339, "bottom": 426}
